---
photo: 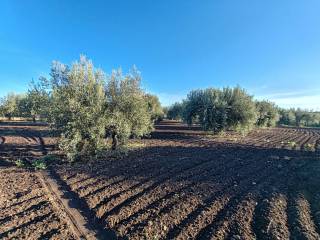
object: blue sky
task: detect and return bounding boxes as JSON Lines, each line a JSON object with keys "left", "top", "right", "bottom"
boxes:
{"left": 1, "top": 1, "right": 320, "bottom": 109}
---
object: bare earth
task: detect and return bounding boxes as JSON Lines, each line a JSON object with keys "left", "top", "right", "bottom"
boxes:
{"left": 0, "top": 120, "right": 320, "bottom": 240}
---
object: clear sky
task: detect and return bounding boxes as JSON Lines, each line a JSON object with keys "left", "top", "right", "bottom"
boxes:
{"left": 1, "top": 1, "right": 320, "bottom": 109}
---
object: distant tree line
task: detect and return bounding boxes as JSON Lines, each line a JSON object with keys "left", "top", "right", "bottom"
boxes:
{"left": 0, "top": 56, "right": 163, "bottom": 162}
{"left": 166, "top": 87, "right": 320, "bottom": 133}
{"left": 278, "top": 108, "right": 320, "bottom": 127}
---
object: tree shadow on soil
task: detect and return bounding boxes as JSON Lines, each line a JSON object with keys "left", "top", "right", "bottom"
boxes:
{"left": 0, "top": 121, "right": 59, "bottom": 138}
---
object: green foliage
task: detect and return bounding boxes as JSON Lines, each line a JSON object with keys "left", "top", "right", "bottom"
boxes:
{"left": 287, "top": 141, "right": 297, "bottom": 149}
{"left": 255, "top": 100, "right": 279, "bottom": 127}
{"left": 145, "top": 94, "right": 164, "bottom": 122}
{"left": 221, "top": 87, "right": 257, "bottom": 133}
{"left": 167, "top": 102, "right": 185, "bottom": 120}
{"left": 105, "top": 68, "right": 152, "bottom": 150}
{"left": 26, "top": 77, "right": 51, "bottom": 121}
{"left": 45, "top": 57, "right": 153, "bottom": 161}
{"left": 183, "top": 86, "right": 257, "bottom": 134}
{"left": 303, "top": 143, "right": 315, "bottom": 152}
{"left": 0, "top": 86, "right": 50, "bottom": 121}
{"left": 162, "top": 106, "right": 168, "bottom": 118}
{"left": 15, "top": 159, "right": 27, "bottom": 168}
{"left": 0, "top": 93, "right": 25, "bottom": 120}
{"left": 278, "top": 108, "right": 320, "bottom": 127}
{"left": 278, "top": 108, "right": 296, "bottom": 126}
{"left": 32, "top": 159, "right": 47, "bottom": 170}
{"left": 41, "top": 154, "right": 59, "bottom": 163}
{"left": 49, "top": 56, "right": 107, "bottom": 161}
{"left": 184, "top": 88, "right": 227, "bottom": 132}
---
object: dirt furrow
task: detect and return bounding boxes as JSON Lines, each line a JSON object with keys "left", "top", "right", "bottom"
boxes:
{"left": 0, "top": 199, "right": 48, "bottom": 224}
{"left": 115, "top": 150, "right": 270, "bottom": 238}
{"left": 287, "top": 192, "right": 320, "bottom": 240}
{"left": 0, "top": 207, "right": 53, "bottom": 238}
{"left": 97, "top": 148, "right": 265, "bottom": 231}
{"left": 164, "top": 158, "right": 278, "bottom": 239}
{"left": 252, "top": 193, "right": 290, "bottom": 240}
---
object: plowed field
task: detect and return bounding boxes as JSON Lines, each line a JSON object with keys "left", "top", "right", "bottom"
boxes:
{"left": 0, "top": 120, "right": 320, "bottom": 240}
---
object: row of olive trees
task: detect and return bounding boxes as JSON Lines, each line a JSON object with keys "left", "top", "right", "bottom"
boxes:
{"left": 278, "top": 108, "right": 320, "bottom": 127}
{"left": 166, "top": 87, "right": 279, "bottom": 134}
{"left": 0, "top": 81, "right": 49, "bottom": 122}
{"left": 0, "top": 93, "right": 24, "bottom": 120}
{"left": 1, "top": 56, "right": 163, "bottom": 162}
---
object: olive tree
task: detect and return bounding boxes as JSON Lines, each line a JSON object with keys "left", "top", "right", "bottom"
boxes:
{"left": 184, "top": 89, "right": 227, "bottom": 132}
{"left": 184, "top": 86, "right": 257, "bottom": 134}
{"left": 222, "top": 87, "right": 257, "bottom": 132}
{"left": 294, "top": 108, "right": 308, "bottom": 127}
{"left": 278, "top": 108, "right": 296, "bottom": 126}
{"left": 26, "top": 77, "right": 51, "bottom": 122}
{"left": 255, "top": 100, "right": 279, "bottom": 127}
{"left": 167, "top": 102, "right": 185, "bottom": 120}
{"left": 49, "top": 56, "right": 107, "bottom": 161}
{"left": 0, "top": 93, "right": 23, "bottom": 120}
{"left": 105, "top": 68, "right": 152, "bottom": 150}
{"left": 145, "top": 94, "right": 164, "bottom": 122}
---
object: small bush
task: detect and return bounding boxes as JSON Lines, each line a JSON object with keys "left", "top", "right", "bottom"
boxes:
{"left": 287, "top": 141, "right": 297, "bottom": 149}
{"left": 15, "top": 159, "right": 27, "bottom": 168}
{"left": 32, "top": 159, "right": 47, "bottom": 170}
{"left": 304, "top": 143, "right": 315, "bottom": 152}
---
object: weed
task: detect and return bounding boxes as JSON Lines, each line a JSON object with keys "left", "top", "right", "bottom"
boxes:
{"left": 287, "top": 141, "right": 296, "bottom": 149}
{"left": 32, "top": 159, "right": 47, "bottom": 170}
{"left": 304, "top": 143, "right": 315, "bottom": 152}
{"left": 15, "top": 159, "right": 27, "bottom": 168}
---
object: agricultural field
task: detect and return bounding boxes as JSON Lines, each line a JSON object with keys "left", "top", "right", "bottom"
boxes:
{"left": 0, "top": 120, "right": 320, "bottom": 239}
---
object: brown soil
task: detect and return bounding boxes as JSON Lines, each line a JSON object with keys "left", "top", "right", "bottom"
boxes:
{"left": 0, "top": 122, "right": 74, "bottom": 239}
{"left": 0, "top": 167, "right": 75, "bottom": 239}
{"left": 1, "top": 120, "right": 320, "bottom": 240}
